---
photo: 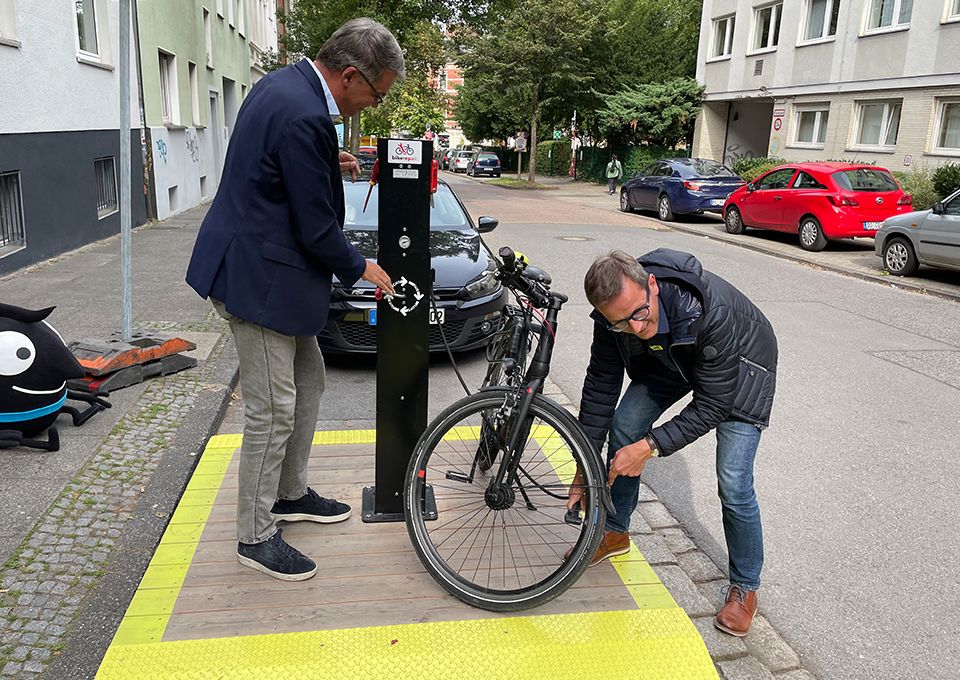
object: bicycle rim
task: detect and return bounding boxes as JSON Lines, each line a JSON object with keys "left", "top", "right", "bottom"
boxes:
{"left": 405, "top": 389, "right": 606, "bottom": 611}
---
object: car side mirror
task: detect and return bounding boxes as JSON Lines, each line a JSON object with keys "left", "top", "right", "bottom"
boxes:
{"left": 746, "top": 182, "right": 757, "bottom": 192}
{"left": 477, "top": 216, "right": 499, "bottom": 233}
{"left": 932, "top": 202, "right": 945, "bottom": 214}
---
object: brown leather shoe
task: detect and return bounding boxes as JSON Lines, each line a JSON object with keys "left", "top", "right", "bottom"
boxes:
{"left": 714, "top": 585, "right": 758, "bottom": 636}
{"left": 563, "top": 529, "right": 630, "bottom": 566}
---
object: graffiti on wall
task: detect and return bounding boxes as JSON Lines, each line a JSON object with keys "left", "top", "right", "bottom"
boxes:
{"left": 155, "top": 139, "right": 167, "bottom": 165}
{"left": 185, "top": 131, "right": 200, "bottom": 163}
{"left": 725, "top": 143, "right": 755, "bottom": 162}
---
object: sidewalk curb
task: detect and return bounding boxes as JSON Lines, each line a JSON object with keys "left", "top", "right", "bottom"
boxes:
{"left": 45, "top": 338, "right": 239, "bottom": 680}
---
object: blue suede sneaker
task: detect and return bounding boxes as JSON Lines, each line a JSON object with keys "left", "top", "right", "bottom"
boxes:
{"left": 272, "top": 487, "right": 352, "bottom": 524}
{"left": 237, "top": 528, "right": 317, "bottom": 581}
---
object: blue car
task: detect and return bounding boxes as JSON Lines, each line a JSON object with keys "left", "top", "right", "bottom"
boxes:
{"left": 619, "top": 158, "right": 745, "bottom": 221}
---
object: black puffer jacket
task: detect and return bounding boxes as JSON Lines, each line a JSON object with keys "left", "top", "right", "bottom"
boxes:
{"left": 579, "top": 249, "right": 778, "bottom": 457}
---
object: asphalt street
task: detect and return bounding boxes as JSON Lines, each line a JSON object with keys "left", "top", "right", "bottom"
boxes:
{"left": 440, "top": 171, "right": 960, "bottom": 680}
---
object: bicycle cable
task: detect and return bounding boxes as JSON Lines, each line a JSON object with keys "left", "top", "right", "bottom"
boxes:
{"left": 429, "top": 277, "right": 473, "bottom": 397}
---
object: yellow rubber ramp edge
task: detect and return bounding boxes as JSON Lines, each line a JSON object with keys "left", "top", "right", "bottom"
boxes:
{"left": 97, "top": 609, "right": 716, "bottom": 680}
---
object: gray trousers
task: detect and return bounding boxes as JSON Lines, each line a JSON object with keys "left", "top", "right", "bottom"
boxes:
{"left": 213, "top": 300, "right": 325, "bottom": 544}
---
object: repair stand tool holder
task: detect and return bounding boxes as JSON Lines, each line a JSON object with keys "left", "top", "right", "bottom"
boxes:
{"left": 363, "top": 138, "right": 437, "bottom": 523}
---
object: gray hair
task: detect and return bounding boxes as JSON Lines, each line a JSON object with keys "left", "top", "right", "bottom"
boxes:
{"left": 316, "top": 18, "right": 406, "bottom": 81}
{"left": 584, "top": 251, "right": 648, "bottom": 309}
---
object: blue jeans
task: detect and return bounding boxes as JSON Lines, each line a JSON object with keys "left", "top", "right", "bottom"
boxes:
{"left": 606, "top": 375, "right": 764, "bottom": 590}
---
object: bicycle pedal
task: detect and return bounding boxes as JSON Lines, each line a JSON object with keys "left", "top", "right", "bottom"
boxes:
{"left": 563, "top": 508, "right": 582, "bottom": 526}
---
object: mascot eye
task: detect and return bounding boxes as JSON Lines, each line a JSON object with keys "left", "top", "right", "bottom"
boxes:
{"left": 0, "top": 331, "right": 36, "bottom": 376}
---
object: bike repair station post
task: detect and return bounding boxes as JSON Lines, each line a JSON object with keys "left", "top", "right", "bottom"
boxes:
{"left": 363, "top": 138, "right": 437, "bottom": 523}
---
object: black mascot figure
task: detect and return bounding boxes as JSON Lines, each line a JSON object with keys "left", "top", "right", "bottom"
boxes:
{"left": 0, "top": 303, "right": 110, "bottom": 451}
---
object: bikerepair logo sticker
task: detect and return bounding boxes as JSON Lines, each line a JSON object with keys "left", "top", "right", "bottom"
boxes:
{"left": 388, "top": 140, "right": 422, "bottom": 164}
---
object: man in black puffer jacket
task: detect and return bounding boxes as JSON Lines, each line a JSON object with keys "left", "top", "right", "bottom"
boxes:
{"left": 568, "top": 249, "right": 777, "bottom": 637}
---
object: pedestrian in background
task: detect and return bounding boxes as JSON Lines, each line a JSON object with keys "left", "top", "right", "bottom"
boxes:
{"left": 186, "top": 18, "right": 402, "bottom": 582}
{"left": 606, "top": 154, "right": 623, "bottom": 194}
{"left": 570, "top": 249, "right": 777, "bottom": 637}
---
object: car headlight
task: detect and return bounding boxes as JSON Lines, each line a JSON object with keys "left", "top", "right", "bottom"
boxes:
{"left": 460, "top": 266, "right": 501, "bottom": 300}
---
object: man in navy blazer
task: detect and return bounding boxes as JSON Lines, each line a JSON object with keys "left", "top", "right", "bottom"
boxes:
{"left": 186, "top": 18, "right": 403, "bottom": 581}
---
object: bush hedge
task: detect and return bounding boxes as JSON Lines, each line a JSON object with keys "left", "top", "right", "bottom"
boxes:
{"left": 574, "top": 145, "right": 684, "bottom": 183}
{"left": 932, "top": 162, "right": 960, "bottom": 200}
{"left": 535, "top": 140, "right": 574, "bottom": 177}
{"left": 891, "top": 168, "right": 937, "bottom": 211}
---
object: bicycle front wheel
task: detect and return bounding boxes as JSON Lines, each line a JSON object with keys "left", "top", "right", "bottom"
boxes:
{"left": 404, "top": 388, "right": 606, "bottom": 611}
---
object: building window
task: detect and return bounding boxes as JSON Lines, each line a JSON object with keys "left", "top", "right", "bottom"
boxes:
{"left": 793, "top": 106, "right": 830, "bottom": 147}
{"left": 712, "top": 15, "right": 736, "bottom": 59}
{"left": 216, "top": 0, "right": 223, "bottom": 18}
{"left": 934, "top": 100, "right": 960, "bottom": 151}
{"left": 753, "top": 3, "right": 782, "bottom": 52}
{"left": 855, "top": 101, "right": 902, "bottom": 148}
{"left": 0, "top": 170, "right": 25, "bottom": 252}
{"left": 866, "top": 0, "right": 912, "bottom": 32}
{"left": 948, "top": 0, "right": 960, "bottom": 22}
{"left": 75, "top": 0, "right": 98, "bottom": 56}
{"left": 159, "top": 50, "right": 179, "bottom": 125}
{"left": 802, "top": 0, "right": 840, "bottom": 42}
{"left": 189, "top": 61, "right": 200, "bottom": 126}
{"left": 438, "top": 71, "right": 447, "bottom": 92}
{"left": 203, "top": 8, "right": 213, "bottom": 68}
{"left": 234, "top": 0, "right": 243, "bottom": 33}
{"left": 0, "top": 0, "right": 21, "bottom": 46}
{"left": 94, "top": 157, "right": 118, "bottom": 219}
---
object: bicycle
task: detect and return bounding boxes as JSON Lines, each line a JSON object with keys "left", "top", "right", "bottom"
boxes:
{"left": 404, "top": 247, "right": 614, "bottom": 612}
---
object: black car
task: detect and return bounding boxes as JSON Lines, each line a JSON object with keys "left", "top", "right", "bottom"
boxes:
{"left": 467, "top": 152, "right": 501, "bottom": 178}
{"left": 620, "top": 158, "right": 745, "bottom": 221}
{"left": 318, "top": 179, "right": 506, "bottom": 354}
{"left": 439, "top": 148, "right": 457, "bottom": 170}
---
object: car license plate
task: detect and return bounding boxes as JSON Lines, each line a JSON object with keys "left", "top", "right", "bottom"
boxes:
{"left": 710, "top": 199, "right": 725, "bottom": 206}
{"left": 368, "top": 309, "right": 444, "bottom": 324}
{"left": 863, "top": 221, "right": 883, "bottom": 230}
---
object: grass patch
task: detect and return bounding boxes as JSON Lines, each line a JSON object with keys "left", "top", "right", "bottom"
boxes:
{"left": 486, "top": 178, "right": 558, "bottom": 190}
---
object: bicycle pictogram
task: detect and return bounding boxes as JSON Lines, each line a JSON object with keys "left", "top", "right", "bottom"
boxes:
{"left": 395, "top": 142, "right": 415, "bottom": 156}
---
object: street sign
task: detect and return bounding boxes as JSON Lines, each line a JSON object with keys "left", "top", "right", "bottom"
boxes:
{"left": 516, "top": 137, "right": 527, "bottom": 151}
{"left": 553, "top": 130, "right": 562, "bottom": 139}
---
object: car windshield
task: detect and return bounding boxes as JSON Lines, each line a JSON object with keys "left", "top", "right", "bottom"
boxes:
{"left": 478, "top": 153, "right": 499, "bottom": 161}
{"left": 681, "top": 159, "right": 738, "bottom": 178}
{"left": 458, "top": 152, "right": 473, "bottom": 158}
{"left": 832, "top": 168, "right": 899, "bottom": 192}
{"left": 342, "top": 182, "right": 469, "bottom": 229}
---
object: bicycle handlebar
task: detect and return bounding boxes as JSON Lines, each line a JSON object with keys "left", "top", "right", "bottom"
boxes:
{"left": 497, "top": 247, "right": 567, "bottom": 307}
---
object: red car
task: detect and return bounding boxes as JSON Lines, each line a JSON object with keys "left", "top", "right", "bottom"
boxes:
{"left": 722, "top": 162, "right": 913, "bottom": 251}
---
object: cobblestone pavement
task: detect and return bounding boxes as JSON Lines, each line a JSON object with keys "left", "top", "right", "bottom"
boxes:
{"left": 542, "top": 377, "right": 818, "bottom": 680}
{"left": 0, "top": 313, "right": 229, "bottom": 679}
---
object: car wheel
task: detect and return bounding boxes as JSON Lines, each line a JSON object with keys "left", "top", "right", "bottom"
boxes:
{"left": 724, "top": 206, "right": 745, "bottom": 234}
{"left": 619, "top": 190, "right": 632, "bottom": 213}
{"left": 798, "top": 216, "right": 827, "bottom": 252}
{"left": 883, "top": 237, "right": 918, "bottom": 276}
{"left": 495, "top": 173, "right": 501, "bottom": 178}
{"left": 658, "top": 195, "right": 674, "bottom": 222}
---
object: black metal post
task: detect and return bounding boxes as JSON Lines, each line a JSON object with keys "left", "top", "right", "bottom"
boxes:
{"left": 362, "top": 138, "right": 435, "bottom": 523}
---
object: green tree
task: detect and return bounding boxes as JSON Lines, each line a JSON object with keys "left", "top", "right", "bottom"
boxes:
{"left": 596, "top": 77, "right": 703, "bottom": 147}
{"left": 605, "top": 0, "right": 701, "bottom": 88}
{"left": 456, "top": 0, "right": 605, "bottom": 182}
{"left": 276, "top": 1, "right": 450, "bottom": 150}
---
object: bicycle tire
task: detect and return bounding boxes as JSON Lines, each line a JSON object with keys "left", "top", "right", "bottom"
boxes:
{"left": 405, "top": 388, "right": 606, "bottom": 611}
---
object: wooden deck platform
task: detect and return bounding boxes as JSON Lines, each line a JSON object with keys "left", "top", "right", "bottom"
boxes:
{"left": 95, "top": 431, "right": 718, "bottom": 680}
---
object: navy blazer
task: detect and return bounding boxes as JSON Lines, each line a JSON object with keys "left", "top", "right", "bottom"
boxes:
{"left": 186, "top": 59, "right": 366, "bottom": 337}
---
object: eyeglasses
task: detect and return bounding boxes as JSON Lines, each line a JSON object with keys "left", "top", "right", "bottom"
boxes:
{"left": 605, "top": 289, "right": 651, "bottom": 332}
{"left": 350, "top": 65, "right": 387, "bottom": 105}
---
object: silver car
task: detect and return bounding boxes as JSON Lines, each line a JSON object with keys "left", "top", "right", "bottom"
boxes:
{"left": 876, "top": 188, "right": 960, "bottom": 276}
{"left": 452, "top": 150, "right": 474, "bottom": 173}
